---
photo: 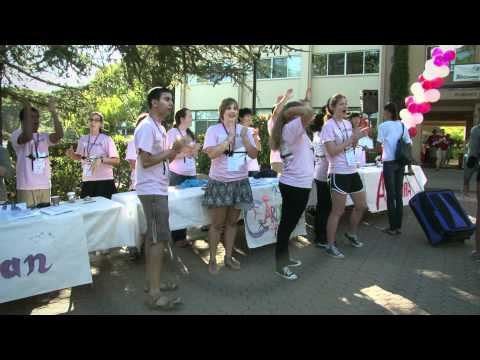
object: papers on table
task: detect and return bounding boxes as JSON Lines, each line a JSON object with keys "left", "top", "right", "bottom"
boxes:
{"left": 40, "top": 205, "right": 74, "bottom": 216}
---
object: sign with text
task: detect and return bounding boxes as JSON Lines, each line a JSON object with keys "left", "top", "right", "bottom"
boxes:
{"left": 0, "top": 213, "right": 92, "bottom": 304}
{"left": 454, "top": 64, "right": 480, "bottom": 82}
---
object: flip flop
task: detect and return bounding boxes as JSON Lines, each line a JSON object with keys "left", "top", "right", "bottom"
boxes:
{"left": 145, "top": 295, "right": 182, "bottom": 311}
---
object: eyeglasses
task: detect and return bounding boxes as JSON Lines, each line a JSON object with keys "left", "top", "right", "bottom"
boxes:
{"left": 89, "top": 118, "right": 102, "bottom": 123}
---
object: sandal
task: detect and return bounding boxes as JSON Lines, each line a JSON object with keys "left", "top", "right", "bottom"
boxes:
{"left": 145, "top": 294, "right": 182, "bottom": 311}
{"left": 208, "top": 261, "right": 219, "bottom": 275}
{"left": 224, "top": 256, "right": 241, "bottom": 270}
{"left": 144, "top": 281, "right": 179, "bottom": 293}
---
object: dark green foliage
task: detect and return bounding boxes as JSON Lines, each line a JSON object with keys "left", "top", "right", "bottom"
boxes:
{"left": 389, "top": 45, "right": 410, "bottom": 110}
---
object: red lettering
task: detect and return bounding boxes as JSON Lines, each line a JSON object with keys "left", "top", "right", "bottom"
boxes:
{"left": 376, "top": 171, "right": 386, "bottom": 210}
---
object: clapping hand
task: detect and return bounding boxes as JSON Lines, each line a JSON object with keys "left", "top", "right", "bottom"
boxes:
{"left": 172, "top": 136, "right": 194, "bottom": 155}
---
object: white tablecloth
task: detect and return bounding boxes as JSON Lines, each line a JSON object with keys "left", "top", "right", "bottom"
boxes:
{"left": 112, "top": 178, "right": 306, "bottom": 250}
{"left": 308, "top": 165, "right": 427, "bottom": 212}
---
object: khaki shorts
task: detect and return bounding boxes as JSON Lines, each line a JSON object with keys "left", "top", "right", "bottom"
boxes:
{"left": 138, "top": 195, "right": 171, "bottom": 245}
{"left": 271, "top": 162, "right": 283, "bottom": 175}
{"left": 17, "top": 189, "right": 51, "bottom": 208}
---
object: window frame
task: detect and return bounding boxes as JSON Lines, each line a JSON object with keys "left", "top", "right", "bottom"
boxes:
{"left": 312, "top": 49, "right": 380, "bottom": 77}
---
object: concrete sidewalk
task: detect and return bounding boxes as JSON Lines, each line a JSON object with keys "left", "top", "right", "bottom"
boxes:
{"left": 1, "top": 168, "right": 479, "bottom": 315}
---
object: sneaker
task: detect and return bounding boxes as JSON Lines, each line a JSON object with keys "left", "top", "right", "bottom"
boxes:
{"left": 315, "top": 241, "right": 328, "bottom": 248}
{"left": 471, "top": 250, "right": 480, "bottom": 261}
{"left": 345, "top": 233, "right": 364, "bottom": 248}
{"left": 275, "top": 266, "right": 298, "bottom": 281}
{"left": 287, "top": 258, "right": 302, "bottom": 267}
{"left": 325, "top": 245, "right": 345, "bottom": 259}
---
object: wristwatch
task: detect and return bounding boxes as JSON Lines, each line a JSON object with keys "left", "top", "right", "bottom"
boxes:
{"left": 101, "top": 157, "right": 104, "bottom": 163}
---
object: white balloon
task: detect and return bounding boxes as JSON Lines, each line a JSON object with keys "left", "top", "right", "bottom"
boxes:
{"left": 399, "top": 109, "right": 412, "bottom": 121}
{"left": 425, "top": 59, "right": 437, "bottom": 73}
{"left": 423, "top": 69, "right": 437, "bottom": 80}
{"left": 425, "top": 89, "right": 441, "bottom": 103}
{"left": 411, "top": 113, "right": 424, "bottom": 125}
{"left": 410, "top": 82, "right": 423, "bottom": 95}
{"left": 414, "top": 92, "right": 426, "bottom": 103}
{"left": 435, "top": 65, "right": 450, "bottom": 78}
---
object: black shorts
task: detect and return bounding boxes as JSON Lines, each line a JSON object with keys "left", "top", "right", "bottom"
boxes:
{"left": 81, "top": 179, "right": 117, "bottom": 199}
{"left": 328, "top": 173, "right": 364, "bottom": 195}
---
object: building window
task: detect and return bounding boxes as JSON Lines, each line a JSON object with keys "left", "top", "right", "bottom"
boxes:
{"left": 346, "top": 52, "right": 364, "bottom": 75}
{"left": 328, "top": 53, "right": 345, "bottom": 75}
{"left": 255, "top": 55, "right": 302, "bottom": 79}
{"left": 191, "top": 110, "right": 219, "bottom": 135}
{"left": 313, "top": 49, "right": 380, "bottom": 76}
{"left": 455, "top": 45, "right": 476, "bottom": 65}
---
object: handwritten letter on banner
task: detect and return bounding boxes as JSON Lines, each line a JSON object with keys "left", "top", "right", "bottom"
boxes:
{"left": 0, "top": 213, "right": 92, "bottom": 304}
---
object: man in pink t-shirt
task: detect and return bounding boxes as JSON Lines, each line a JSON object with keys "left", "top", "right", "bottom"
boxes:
{"left": 11, "top": 99, "right": 63, "bottom": 208}
{"left": 134, "top": 87, "right": 193, "bottom": 311}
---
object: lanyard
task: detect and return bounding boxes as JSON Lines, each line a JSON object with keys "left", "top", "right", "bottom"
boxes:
{"left": 151, "top": 118, "right": 167, "bottom": 175}
{"left": 333, "top": 119, "right": 355, "bottom": 154}
{"left": 222, "top": 123, "right": 236, "bottom": 156}
{"left": 28, "top": 133, "right": 48, "bottom": 171}
{"left": 85, "top": 134, "right": 100, "bottom": 159}
{"left": 176, "top": 127, "right": 187, "bottom": 163}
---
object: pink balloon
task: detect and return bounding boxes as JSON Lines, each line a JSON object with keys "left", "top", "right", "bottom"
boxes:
{"left": 418, "top": 103, "right": 431, "bottom": 113}
{"left": 408, "top": 103, "right": 418, "bottom": 113}
{"left": 431, "top": 47, "right": 443, "bottom": 57}
{"left": 403, "top": 118, "right": 415, "bottom": 129}
{"left": 411, "top": 113, "right": 424, "bottom": 124}
{"left": 405, "top": 96, "right": 414, "bottom": 106}
{"left": 418, "top": 74, "right": 425, "bottom": 82}
{"left": 431, "top": 78, "right": 444, "bottom": 89}
{"left": 443, "top": 50, "right": 456, "bottom": 61}
{"left": 421, "top": 80, "right": 433, "bottom": 90}
{"left": 425, "top": 89, "right": 441, "bottom": 102}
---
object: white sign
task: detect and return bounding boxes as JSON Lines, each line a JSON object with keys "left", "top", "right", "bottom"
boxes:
{"left": 0, "top": 213, "right": 92, "bottom": 304}
{"left": 454, "top": 64, "right": 480, "bottom": 82}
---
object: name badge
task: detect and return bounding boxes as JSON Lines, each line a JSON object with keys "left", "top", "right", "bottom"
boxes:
{"left": 83, "top": 163, "right": 93, "bottom": 177}
{"left": 345, "top": 148, "right": 356, "bottom": 167}
{"left": 33, "top": 158, "right": 46, "bottom": 174}
{"left": 228, "top": 147, "right": 247, "bottom": 172}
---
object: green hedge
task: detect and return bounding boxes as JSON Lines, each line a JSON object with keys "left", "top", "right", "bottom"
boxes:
{"left": 4, "top": 116, "right": 274, "bottom": 201}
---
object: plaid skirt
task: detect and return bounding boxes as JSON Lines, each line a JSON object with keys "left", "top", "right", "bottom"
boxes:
{"left": 202, "top": 178, "right": 254, "bottom": 210}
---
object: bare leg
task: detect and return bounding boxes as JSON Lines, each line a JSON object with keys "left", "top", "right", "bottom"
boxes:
{"left": 224, "top": 207, "right": 241, "bottom": 258}
{"left": 349, "top": 191, "right": 367, "bottom": 235}
{"left": 326, "top": 191, "right": 347, "bottom": 246}
{"left": 147, "top": 241, "right": 166, "bottom": 296}
{"left": 208, "top": 207, "right": 228, "bottom": 267}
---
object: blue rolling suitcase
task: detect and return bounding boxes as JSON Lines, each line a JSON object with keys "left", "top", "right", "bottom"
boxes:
{"left": 407, "top": 175, "right": 476, "bottom": 246}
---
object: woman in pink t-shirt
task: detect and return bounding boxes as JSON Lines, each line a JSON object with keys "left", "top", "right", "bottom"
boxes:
{"left": 238, "top": 108, "right": 262, "bottom": 177}
{"left": 66, "top": 112, "right": 120, "bottom": 199}
{"left": 126, "top": 113, "right": 149, "bottom": 191}
{"left": 320, "top": 94, "right": 369, "bottom": 259}
{"left": 167, "top": 107, "right": 200, "bottom": 248}
{"left": 202, "top": 98, "right": 258, "bottom": 275}
{"left": 269, "top": 100, "right": 316, "bottom": 281}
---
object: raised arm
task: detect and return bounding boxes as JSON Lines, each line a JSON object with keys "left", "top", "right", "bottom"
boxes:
{"left": 17, "top": 101, "right": 33, "bottom": 145}
{"left": 271, "top": 88, "right": 294, "bottom": 121}
{"left": 48, "top": 98, "right": 64, "bottom": 144}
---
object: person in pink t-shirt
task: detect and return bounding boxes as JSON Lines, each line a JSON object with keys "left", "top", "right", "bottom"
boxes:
{"left": 66, "top": 112, "right": 120, "bottom": 199}
{"left": 134, "top": 87, "right": 193, "bottom": 311}
{"left": 238, "top": 108, "right": 262, "bottom": 177}
{"left": 11, "top": 98, "right": 64, "bottom": 208}
{"left": 269, "top": 99, "right": 316, "bottom": 281}
{"left": 202, "top": 98, "right": 258, "bottom": 275}
{"left": 125, "top": 113, "right": 149, "bottom": 191}
{"left": 320, "top": 94, "right": 369, "bottom": 260}
{"left": 167, "top": 107, "right": 200, "bottom": 248}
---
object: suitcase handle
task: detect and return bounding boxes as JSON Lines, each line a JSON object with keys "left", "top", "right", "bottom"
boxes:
{"left": 404, "top": 166, "right": 425, "bottom": 195}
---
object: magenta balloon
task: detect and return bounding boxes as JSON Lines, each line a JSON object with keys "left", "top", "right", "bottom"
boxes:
{"left": 405, "top": 96, "right": 414, "bottom": 106}
{"left": 431, "top": 78, "right": 444, "bottom": 89}
{"left": 443, "top": 50, "right": 456, "bottom": 61}
{"left": 431, "top": 47, "right": 443, "bottom": 57}
{"left": 408, "top": 103, "right": 417, "bottom": 113}
{"left": 422, "top": 80, "right": 433, "bottom": 90}
{"left": 433, "top": 55, "right": 445, "bottom": 67}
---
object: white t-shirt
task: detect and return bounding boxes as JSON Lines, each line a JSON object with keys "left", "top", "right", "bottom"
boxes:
{"left": 377, "top": 120, "right": 412, "bottom": 162}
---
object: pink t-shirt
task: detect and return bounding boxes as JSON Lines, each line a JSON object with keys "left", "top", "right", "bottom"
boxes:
{"left": 268, "top": 117, "right": 282, "bottom": 164}
{"left": 134, "top": 116, "right": 169, "bottom": 196}
{"left": 279, "top": 117, "right": 314, "bottom": 189}
{"left": 320, "top": 118, "right": 357, "bottom": 175}
{"left": 203, "top": 123, "right": 256, "bottom": 182}
{"left": 75, "top": 133, "right": 119, "bottom": 182}
{"left": 247, "top": 127, "right": 260, "bottom": 172}
{"left": 11, "top": 129, "right": 57, "bottom": 190}
{"left": 313, "top": 131, "right": 328, "bottom": 182}
{"left": 126, "top": 140, "right": 137, "bottom": 190}
{"left": 166, "top": 127, "right": 196, "bottom": 177}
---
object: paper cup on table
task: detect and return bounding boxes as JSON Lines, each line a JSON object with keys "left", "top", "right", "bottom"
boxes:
{"left": 51, "top": 196, "right": 60, "bottom": 206}
{"left": 67, "top": 192, "right": 76, "bottom": 203}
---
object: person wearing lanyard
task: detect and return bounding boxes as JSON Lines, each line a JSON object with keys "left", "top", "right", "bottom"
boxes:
{"left": 320, "top": 94, "right": 369, "bottom": 259}
{"left": 311, "top": 107, "right": 331, "bottom": 249}
{"left": 202, "top": 98, "right": 258, "bottom": 275}
{"left": 166, "top": 107, "right": 200, "bottom": 248}
{"left": 10, "top": 98, "right": 64, "bottom": 208}
{"left": 66, "top": 112, "right": 120, "bottom": 199}
{"left": 126, "top": 113, "right": 149, "bottom": 191}
{"left": 269, "top": 100, "right": 316, "bottom": 280}
{"left": 135, "top": 87, "right": 193, "bottom": 310}
{"left": 238, "top": 108, "right": 262, "bottom": 177}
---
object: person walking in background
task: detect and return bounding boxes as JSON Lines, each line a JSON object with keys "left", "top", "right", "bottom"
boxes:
{"left": 437, "top": 129, "right": 449, "bottom": 169}
{"left": 11, "top": 99, "right": 64, "bottom": 208}
{"left": 270, "top": 100, "right": 316, "bottom": 280}
{"left": 377, "top": 103, "right": 412, "bottom": 236}
{"left": 167, "top": 107, "right": 200, "bottom": 248}
{"left": 66, "top": 112, "right": 120, "bottom": 199}
{"left": 464, "top": 123, "right": 480, "bottom": 196}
